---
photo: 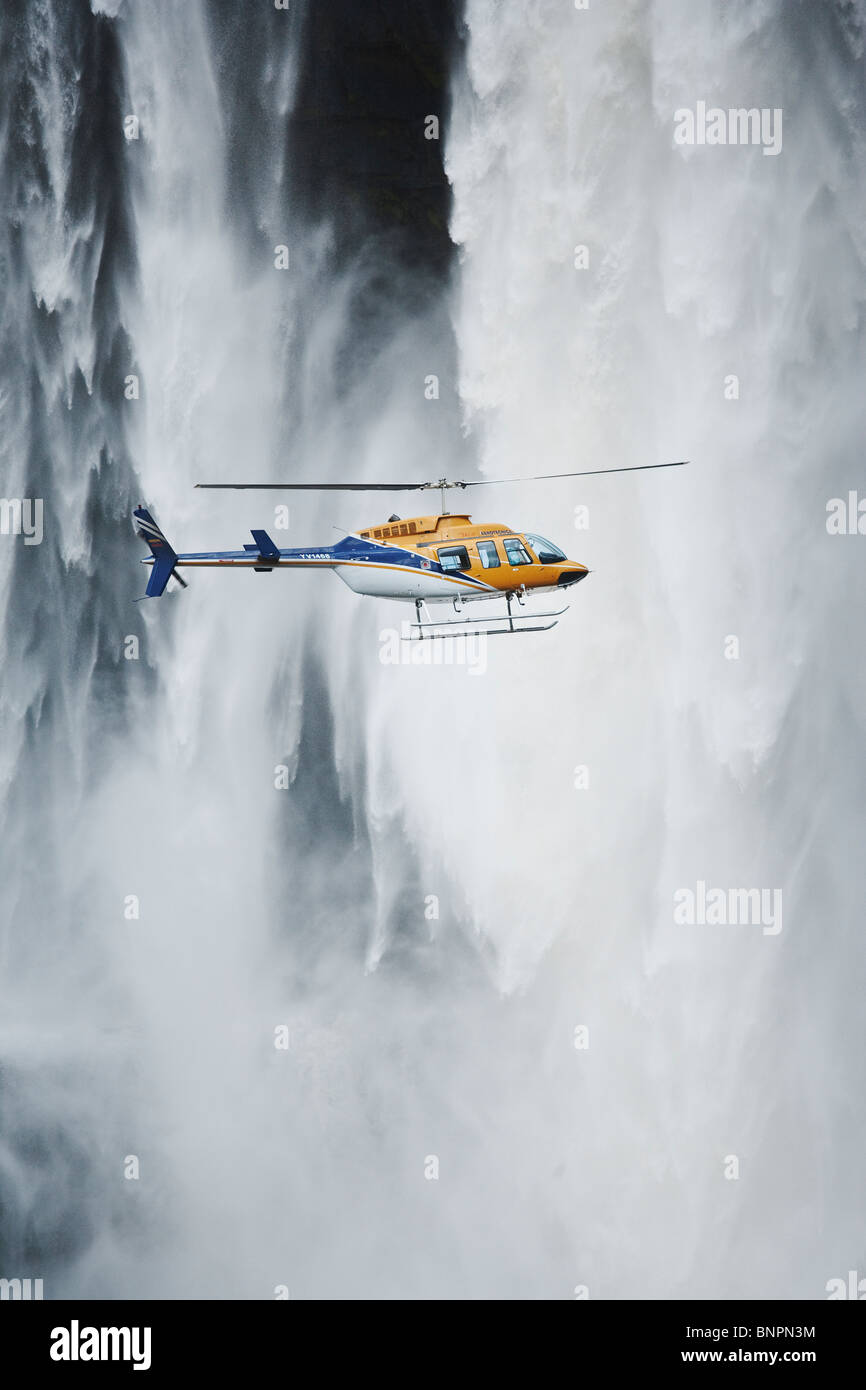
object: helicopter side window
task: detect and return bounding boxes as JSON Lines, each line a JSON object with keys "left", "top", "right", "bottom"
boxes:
{"left": 477, "top": 540, "right": 501, "bottom": 569}
{"left": 523, "top": 532, "right": 567, "bottom": 563}
{"left": 503, "top": 537, "right": 533, "bottom": 566}
{"left": 437, "top": 546, "right": 471, "bottom": 572}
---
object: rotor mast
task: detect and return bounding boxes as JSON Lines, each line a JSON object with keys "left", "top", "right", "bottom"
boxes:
{"left": 421, "top": 477, "right": 467, "bottom": 516}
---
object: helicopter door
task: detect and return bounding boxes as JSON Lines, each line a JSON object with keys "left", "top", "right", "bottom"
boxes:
{"left": 476, "top": 540, "right": 501, "bottom": 568}
{"left": 437, "top": 546, "right": 471, "bottom": 572}
{"left": 503, "top": 537, "right": 533, "bottom": 567}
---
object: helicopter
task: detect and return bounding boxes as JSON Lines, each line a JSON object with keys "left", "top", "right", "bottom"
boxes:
{"left": 134, "top": 462, "right": 687, "bottom": 639}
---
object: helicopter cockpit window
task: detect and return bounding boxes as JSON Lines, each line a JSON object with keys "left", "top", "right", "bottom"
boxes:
{"left": 437, "top": 546, "right": 471, "bottom": 572}
{"left": 477, "top": 540, "right": 501, "bottom": 569}
{"left": 503, "top": 538, "right": 533, "bottom": 566}
{"left": 523, "top": 533, "right": 567, "bottom": 563}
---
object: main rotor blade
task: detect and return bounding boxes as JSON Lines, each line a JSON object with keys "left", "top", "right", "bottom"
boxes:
{"left": 195, "top": 482, "right": 430, "bottom": 490}
{"left": 195, "top": 461, "right": 688, "bottom": 490}
{"left": 461, "top": 461, "right": 689, "bottom": 485}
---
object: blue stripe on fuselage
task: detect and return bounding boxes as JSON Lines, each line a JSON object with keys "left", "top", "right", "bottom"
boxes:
{"left": 166, "top": 534, "right": 493, "bottom": 589}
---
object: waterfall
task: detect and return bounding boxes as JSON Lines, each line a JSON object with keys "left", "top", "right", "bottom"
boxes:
{"left": 0, "top": 0, "right": 863, "bottom": 1298}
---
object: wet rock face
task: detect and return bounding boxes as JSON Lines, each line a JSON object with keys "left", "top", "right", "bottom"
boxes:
{"left": 289, "top": 0, "right": 463, "bottom": 274}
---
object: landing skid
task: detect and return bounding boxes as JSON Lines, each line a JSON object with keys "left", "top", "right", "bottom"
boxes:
{"left": 406, "top": 593, "right": 569, "bottom": 640}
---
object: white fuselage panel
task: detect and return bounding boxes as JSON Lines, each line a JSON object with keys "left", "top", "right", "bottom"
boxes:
{"left": 333, "top": 562, "right": 490, "bottom": 604}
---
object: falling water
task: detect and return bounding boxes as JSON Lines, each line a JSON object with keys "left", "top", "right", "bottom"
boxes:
{"left": 0, "top": 0, "right": 863, "bottom": 1298}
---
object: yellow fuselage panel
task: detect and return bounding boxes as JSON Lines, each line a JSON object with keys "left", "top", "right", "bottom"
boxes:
{"left": 358, "top": 514, "right": 587, "bottom": 593}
